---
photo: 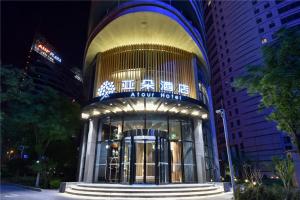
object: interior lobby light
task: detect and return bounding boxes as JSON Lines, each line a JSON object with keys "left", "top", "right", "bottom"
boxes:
{"left": 191, "top": 110, "right": 200, "bottom": 116}
{"left": 113, "top": 107, "right": 122, "bottom": 113}
{"left": 92, "top": 110, "right": 100, "bottom": 116}
{"left": 134, "top": 102, "right": 144, "bottom": 111}
{"left": 81, "top": 113, "right": 90, "bottom": 119}
{"left": 158, "top": 104, "right": 169, "bottom": 112}
{"left": 169, "top": 107, "right": 178, "bottom": 113}
{"left": 181, "top": 109, "right": 187, "bottom": 114}
{"left": 146, "top": 102, "right": 158, "bottom": 111}
{"left": 104, "top": 110, "right": 111, "bottom": 114}
{"left": 123, "top": 104, "right": 133, "bottom": 112}
{"left": 201, "top": 113, "right": 208, "bottom": 119}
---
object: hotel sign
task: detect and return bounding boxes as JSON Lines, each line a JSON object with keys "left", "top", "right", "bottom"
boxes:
{"left": 97, "top": 79, "right": 189, "bottom": 99}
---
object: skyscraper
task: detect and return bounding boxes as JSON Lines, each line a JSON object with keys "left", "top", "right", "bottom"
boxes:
{"left": 26, "top": 35, "right": 83, "bottom": 101}
{"left": 204, "top": 0, "right": 300, "bottom": 176}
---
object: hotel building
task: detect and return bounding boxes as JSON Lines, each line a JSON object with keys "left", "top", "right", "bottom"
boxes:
{"left": 78, "top": 1, "right": 220, "bottom": 185}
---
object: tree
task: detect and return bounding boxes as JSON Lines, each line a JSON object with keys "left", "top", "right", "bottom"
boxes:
{"left": 233, "top": 29, "right": 300, "bottom": 152}
{"left": 1, "top": 65, "right": 81, "bottom": 187}
{"left": 273, "top": 157, "right": 295, "bottom": 199}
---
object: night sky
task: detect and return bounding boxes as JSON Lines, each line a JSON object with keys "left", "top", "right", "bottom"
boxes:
{"left": 1, "top": 1, "right": 91, "bottom": 69}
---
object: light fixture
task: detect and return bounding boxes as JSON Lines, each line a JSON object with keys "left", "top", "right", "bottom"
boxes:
{"left": 123, "top": 104, "right": 133, "bottom": 112}
{"left": 92, "top": 110, "right": 100, "bottom": 116}
{"left": 146, "top": 102, "right": 158, "bottom": 111}
{"left": 169, "top": 107, "right": 178, "bottom": 113}
{"left": 181, "top": 109, "right": 187, "bottom": 114}
{"left": 81, "top": 113, "right": 90, "bottom": 119}
{"left": 134, "top": 102, "right": 144, "bottom": 111}
{"left": 158, "top": 104, "right": 169, "bottom": 112}
{"left": 201, "top": 113, "right": 208, "bottom": 119}
{"left": 104, "top": 110, "right": 111, "bottom": 114}
{"left": 113, "top": 107, "right": 122, "bottom": 113}
{"left": 191, "top": 110, "right": 200, "bottom": 116}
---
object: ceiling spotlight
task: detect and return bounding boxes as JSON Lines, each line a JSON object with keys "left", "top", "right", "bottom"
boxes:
{"left": 191, "top": 111, "right": 200, "bottom": 116}
{"left": 81, "top": 113, "right": 89, "bottom": 119}
{"left": 92, "top": 110, "right": 100, "bottom": 116}
{"left": 202, "top": 114, "right": 208, "bottom": 119}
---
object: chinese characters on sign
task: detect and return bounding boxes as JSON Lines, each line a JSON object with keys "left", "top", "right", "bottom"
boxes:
{"left": 98, "top": 79, "right": 189, "bottom": 98}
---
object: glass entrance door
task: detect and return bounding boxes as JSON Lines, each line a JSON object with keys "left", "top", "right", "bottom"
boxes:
{"left": 134, "top": 136, "right": 156, "bottom": 184}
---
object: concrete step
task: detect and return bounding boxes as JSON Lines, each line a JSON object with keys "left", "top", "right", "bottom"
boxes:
{"left": 64, "top": 183, "right": 224, "bottom": 199}
{"left": 70, "top": 184, "right": 220, "bottom": 193}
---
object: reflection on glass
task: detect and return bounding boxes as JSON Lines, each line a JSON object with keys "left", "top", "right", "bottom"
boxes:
{"left": 94, "top": 142, "right": 108, "bottom": 182}
{"left": 169, "top": 119, "right": 181, "bottom": 140}
{"left": 182, "top": 120, "right": 193, "bottom": 140}
{"left": 122, "top": 137, "right": 131, "bottom": 183}
{"left": 171, "top": 141, "right": 182, "bottom": 183}
{"left": 135, "top": 140, "right": 144, "bottom": 183}
{"left": 183, "top": 141, "right": 196, "bottom": 182}
{"left": 159, "top": 138, "right": 169, "bottom": 183}
{"left": 145, "top": 140, "right": 155, "bottom": 183}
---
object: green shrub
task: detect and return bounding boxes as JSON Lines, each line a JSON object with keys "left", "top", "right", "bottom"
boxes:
{"left": 49, "top": 178, "right": 61, "bottom": 189}
{"left": 235, "top": 185, "right": 281, "bottom": 200}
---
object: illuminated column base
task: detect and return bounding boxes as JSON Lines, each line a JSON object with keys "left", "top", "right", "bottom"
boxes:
{"left": 83, "top": 119, "right": 98, "bottom": 182}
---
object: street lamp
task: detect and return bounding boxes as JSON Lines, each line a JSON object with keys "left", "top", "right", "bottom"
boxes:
{"left": 216, "top": 109, "right": 236, "bottom": 195}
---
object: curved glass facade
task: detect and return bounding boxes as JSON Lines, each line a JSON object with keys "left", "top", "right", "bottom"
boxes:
{"left": 93, "top": 114, "right": 196, "bottom": 184}
{"left": 79, "top": 1, "right": 220, "bottom": 185}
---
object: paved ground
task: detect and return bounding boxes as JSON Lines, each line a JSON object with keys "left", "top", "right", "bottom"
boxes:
{"left": 0, "top": 184, "right": 233, "bottom": 200}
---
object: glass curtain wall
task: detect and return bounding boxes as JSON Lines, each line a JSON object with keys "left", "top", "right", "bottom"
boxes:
{"left": 94, "top": 114, "right": 197, "bottom": 184}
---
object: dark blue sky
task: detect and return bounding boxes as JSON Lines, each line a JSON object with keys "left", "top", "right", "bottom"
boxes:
{"left": 1, "top": 1, "right": 90, "bottom": 68}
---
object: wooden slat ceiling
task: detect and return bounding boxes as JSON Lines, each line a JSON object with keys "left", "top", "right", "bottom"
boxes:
{"left": 85, "top": 11, "right": 204, "bottom": 67}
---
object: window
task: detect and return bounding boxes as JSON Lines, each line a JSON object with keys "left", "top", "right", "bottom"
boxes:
{"left": 226, "top": 90, "right": 229, "bottom": 95}
{"left": 266, "top": 12, "right": 273, "bottom": 18}
{"left": 238, "top": 131, "right": 242, "bottom": 138}
{"left": 229, "top": 67, "right": 232, "bottom": 72}
{"left": 227, "top": 58, "right": 231, "bottom": 63}
{"left": 233, "top": 97, "right": 237, "bottom": 103}
{"left": 231, "top": 87, "right": 235, "bottom": 92}
{"left": 261, "top": 38, "right": 268, "bottom": 44}
{"left": 269, "top": 22, "right": 275, "bottom": 28}
{"left": 264, "top": 3, "right": 270, "bottom": 8}
{"left": 221, "top": 16, "right": 224, "bottom": 20}
{"left": 230, "top": 77, "right": 234, "bottom": 82}
{"left": 256, "top": 18, "right": 262, "bottom": 23}
{"left": 281, "top": 13, "right": 300, "bottom": 24}
{"left": 254, "top": 9, "right": 260, "bottom": 14}
{"left": 230, "top": 122, "right": 234, "bottom": 128}
{"left": 220, "top": 8, "right": 223, "bottom": 12}
{"left": 278, "top": 2, "right": 300, "bottom": 14}
{"left": 222, "top": 24, "right": 225, "bottom": 28}
{"left": 276, "top": 0, "right": 284, "bottom": 4}
{"left": 284, "top": 136, "right": 291, "bottom": 144}
{"left": 229, "top": 111, "right": 232, "bottom": 116}
{"left": 235, "top": 108, "right": 239, "bottom": 114}
{"left": 225, "top": 40, "right": 228, "bottom": 45}
{"left": 237, "top": 120, "right": 240, "bottom": 126}
{"left": 252, "top": 0, "right": 257, "bottom": 5}
{"left": 232, "top": 133, "right": 235, "bottom": 139}
{"left": 227, "top": 100, "right": 231, "bottom": 106}
{"left": 240, "top": 143, "right": 244, "bottom": 149}
{"left": 226, "top": 49, "right": 229, "bottom": 53}
{"left": 259, "top": 28, "right": 264, "bottom": 33}
{"left": 223, "top": 71, "right": 226, "bottom": 76}
{"left": 223, "top": 32, "right": 227, "bottom": 36}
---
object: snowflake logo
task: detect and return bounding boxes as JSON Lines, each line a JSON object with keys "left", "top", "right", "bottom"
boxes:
{"left": 97, "top": 81, "right": 115, "bottom": 99}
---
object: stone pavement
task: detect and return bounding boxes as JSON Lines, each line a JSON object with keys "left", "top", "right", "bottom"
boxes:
{"left": 1, "top": 184, "right": 233, "bottom": 200}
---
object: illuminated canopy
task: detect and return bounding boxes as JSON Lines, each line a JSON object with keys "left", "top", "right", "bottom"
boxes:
{"left": 85, "top": 12, "right": 206, "bottom": 68}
